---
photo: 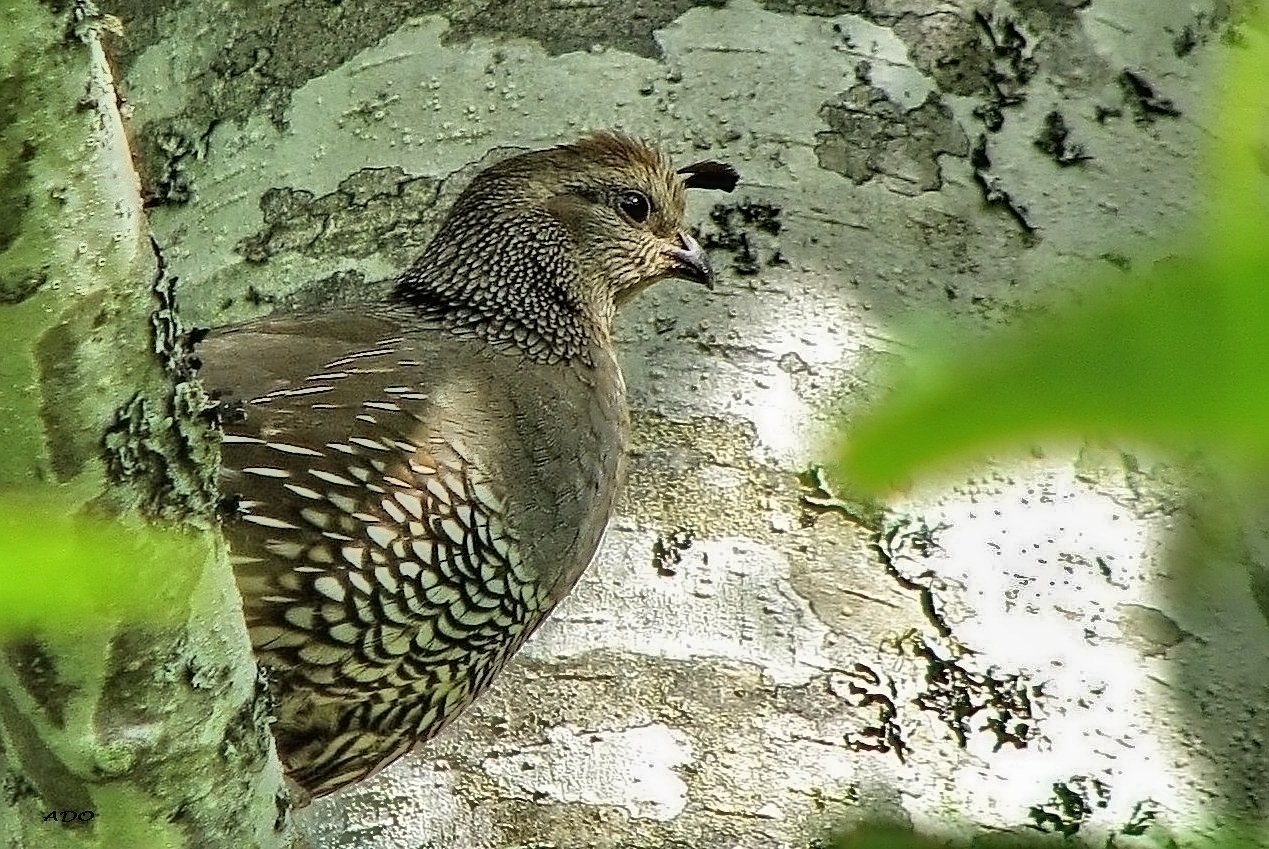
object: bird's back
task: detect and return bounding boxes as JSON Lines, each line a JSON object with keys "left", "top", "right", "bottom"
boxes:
{"left": 200, "top": 306, "right": 628, "bottom": 795}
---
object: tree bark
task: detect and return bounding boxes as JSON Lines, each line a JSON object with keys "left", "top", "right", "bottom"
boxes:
{"left": 78, "top": 0, "right": 1269, "bottom": 847}
{"left": 0, "top": 5, "right": 296, "bottom": 847}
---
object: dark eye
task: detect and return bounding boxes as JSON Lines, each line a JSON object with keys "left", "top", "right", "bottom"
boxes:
{"left": 616, "top": 190, "right": 651, "bottom": 224}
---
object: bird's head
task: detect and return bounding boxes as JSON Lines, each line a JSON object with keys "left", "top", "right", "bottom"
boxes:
{"left": 395, "top": 132, "right": 737, "bottom": 357}
{"left": 395, "top": 131, "right": 736, "bottom": 329}
{"left": 515, "top": 133, "right": 739, "bottom": 304}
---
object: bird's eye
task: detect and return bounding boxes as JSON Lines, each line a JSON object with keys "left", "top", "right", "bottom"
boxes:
{"left": 616, "top": 190, "right": 652, "bottom": 224}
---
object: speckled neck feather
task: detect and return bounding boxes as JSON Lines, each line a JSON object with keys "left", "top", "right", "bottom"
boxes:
{"left": 392, "top": 132, "right": 675, "bottom": 366}
{"left": 393, "top": 199, "right": 594, "bottom": 366}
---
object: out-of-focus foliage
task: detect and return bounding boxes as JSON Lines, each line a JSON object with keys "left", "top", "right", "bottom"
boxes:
{"left": 837, "top": 12, "right": 1269, "bottom": 493}
{"left": 828, "top": 16, "right": 1269, "bottom": 849}
{"left": 825, "top": 819, "right": 1267, "bottom": 849}
{"left": 0, "top": 492, "right": 203, "bottom": 634}
{"left": 828, "top": 822, "right": 948, "bottom": 849}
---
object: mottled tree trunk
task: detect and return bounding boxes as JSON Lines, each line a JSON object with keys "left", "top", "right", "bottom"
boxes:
{"left": 0, "top": 5, "right": 295, "bottom": 848}
{"left": 30, "top": 0, "right": 1269, "bottom": 847}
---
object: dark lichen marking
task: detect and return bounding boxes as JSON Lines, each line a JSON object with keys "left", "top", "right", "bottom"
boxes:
{"left": 977, "top": 11, "right": 1036, "bottom": 86}
{"left": 102, "top": 239, "right": 219, "bottom": 520}
{"left": 445, "top": 0, "right": 727, "bottom": 59}
{"left": 1118, "top": 70, "right": 1182, "bottom": 121}
{"left": 0, "top": 681, "right": 95, "bottom": 822}
{"left": 103, "top": 394, "right": 178, "bottom": 516}
{"left": 815, "top": 86, "right": 969, "bottom": 195}
{"left": 1026, "top": 775, "right": 1111, "bottom": 836}
{"left": 798, "top": 464, "right": 885, "bottom": 533}
{"left": 651, "top": 527, "right": 696, "bottom": 577}
{"left": 972, "top": 102, "right": 1006, "bottom": 134}
{"left": 1100, "top": 252, "right": 1131, "bottom": 271}
{"left": 1094, "top": 104, "right": 1124, "bottom": 124}
{"left": 1172, "top": 24, "right": 1200, "bottom": 57}
{"left": 761, "top": 0, "right": 867, "bottom": 16}
{"left": 116, "top": 0, "right": 727, "bottom": 179}
{"left": 0, "top": 271, "right": 47, "bottom": 306}
{"left": 1167, "top": 6, "right": 1252, "bottom": 57}
{"left": 969, "top": 8, "right": 1035, "bottom": 132}
{"left": 236, "top": 167, "right": 442, "bottom": 266}
{"left": 1033, "top": 110, "right": 1092, "bottom": 166}
{"left": 1008, "top": 0, "right": 1092, "bottom": 27}
{"left": 841, "top": 662, "right": 909, "bottom": 763}
{"left": 695, "top": 199, "right": 785, "bottom": 277}
{"left": 0, "top": 63, "right": 52, "bottom": 300}
{"left": 1120, "top": 798, "right": 1162, "bottom": 837}
{"left": 151, "top": 236, "right": 190, "bottom": 375}
{"left": 800, "top": 467, "right": 952, "bottom": 636}
{"left": 35, "top": 291, "right": 106, "bottom": 482}
{"left": 219, "top": 666, "right": 277, "bottom": 786}
{"left": 873, "top": 515, "right": 955, "bottom": 639}
{"left": 971, "top": 134, "right": 1038, "bottom": 237}
{"left": 0, "top": 131, "right": 34, "bottom": 264}
{"left": 883, "top": 516, "right": 949, "bottom": 560}
{"left": 885, "top": 12, "right": 999, "bottom": 99}
{"left": 95, "top": 631, "right": 192, "bottom": 745}
{"left": 5, "top": 640, "right": 74, "bottom": 729}
{"left": 799, "top": 472, "right": 984, "bottom": 692}
{"left": 137, "top": 122, "right": 216, "bottom": 209}
{"left": 910, "top": 636, "right": 1044, "bottom": 751}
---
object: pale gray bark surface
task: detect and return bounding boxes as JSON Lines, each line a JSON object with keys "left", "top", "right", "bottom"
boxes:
{"left": 106, "top": 0, "right": 1269, "bottom": 847}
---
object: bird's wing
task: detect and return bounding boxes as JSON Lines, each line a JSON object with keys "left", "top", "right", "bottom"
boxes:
{"left": 197, "top": 312, "right": 410, "bottom": 409}
{"left": 197, "top": 310, "right": 614, "bottom": 796}
{"left": 199, "top": 312, "right": 548, "bottom": 790}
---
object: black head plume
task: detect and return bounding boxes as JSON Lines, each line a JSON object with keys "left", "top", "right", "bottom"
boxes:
{"left": 677, "top": 160, "right": 740, "bottom": 193}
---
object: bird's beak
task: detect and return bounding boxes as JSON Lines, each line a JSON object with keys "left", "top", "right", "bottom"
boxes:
{"left": 665, "top": 231, "right": 714, "bottom": 289}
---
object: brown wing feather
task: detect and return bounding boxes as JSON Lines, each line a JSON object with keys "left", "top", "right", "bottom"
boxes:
{"left": 197, "top": 313, "right": 406, "bottom": 406}
{"left": 201, "top": 311, "right": 549, "bottom": 794}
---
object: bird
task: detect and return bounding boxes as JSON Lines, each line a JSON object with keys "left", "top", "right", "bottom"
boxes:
{"left": 196, "top": 132, "right": 739, "bottom": 801}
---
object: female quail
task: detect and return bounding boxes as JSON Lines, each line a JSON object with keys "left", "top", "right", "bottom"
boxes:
{"left": 197, "top": 133, "right": 738, "bottom": 799}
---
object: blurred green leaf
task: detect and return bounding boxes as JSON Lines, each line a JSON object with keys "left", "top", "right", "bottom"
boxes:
{"left": 830, "top": 822, "right": 948, "bottom": 849}
{"left": 825, "top": 820, "right": 1268, "bottom": 849}
{"left": 0, "top": 492, "right": 204, "bottom": 635}
{"left": 837, "top": 13, "right": 1269, "bottom": 493}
